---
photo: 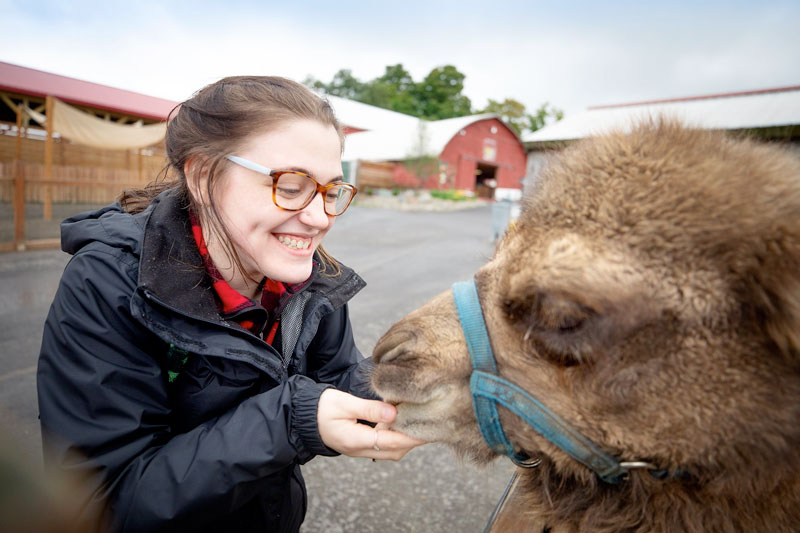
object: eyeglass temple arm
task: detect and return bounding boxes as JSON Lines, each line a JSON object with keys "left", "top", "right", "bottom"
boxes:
{"left": 225, "top": 155, "right": 274, "bottom": 176}
{"left": 227, "top": 155, "right": 357, "bottom": 194}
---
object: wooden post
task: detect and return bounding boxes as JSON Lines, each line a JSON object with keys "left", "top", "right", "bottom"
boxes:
{"left": 138, "top": 148, "right": 143, "bottom": 183}
{"left": 13, "top": 105, "right": 25, "bottom": 249}
{"left": 44, "top": 95, "right": 54, "bottom": 221}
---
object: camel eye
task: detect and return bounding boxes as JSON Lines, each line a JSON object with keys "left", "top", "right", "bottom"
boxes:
{"left": 502, "top": 298, "right": 528, "bottom": 322}
{"left": 501, "top": 290, "right": 601, "bottom": 365}
{"left": 556, "top": 314, "right": 585, "bottom": 332}
{"left": 503, "top": 292, "right": 594, "bottom": 336}
{"left": 530, "top": 292, "right": 595, "bottom": 334}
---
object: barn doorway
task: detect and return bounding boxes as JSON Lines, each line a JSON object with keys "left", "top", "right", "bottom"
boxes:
{"left": 475, "top": 163, "right": 497, "bottom": 199}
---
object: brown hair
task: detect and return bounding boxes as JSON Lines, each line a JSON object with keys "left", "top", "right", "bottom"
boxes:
{"left": 119, "top": 76, "right": 345, "bottom": 277}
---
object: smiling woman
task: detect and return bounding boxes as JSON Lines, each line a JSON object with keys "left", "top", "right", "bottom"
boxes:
{"left": 189, "top": 119, "right": 345, "bottom": 288}
{"left": 36, "top": 76, "right": 424, "bottom": 533}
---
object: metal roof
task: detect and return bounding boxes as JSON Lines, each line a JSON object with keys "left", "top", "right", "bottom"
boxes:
{"left": 0, "top": 61, "right": 177, "bottom": 121}
{"left": 339, "top": 112, "right": 499, "bottom": 161}
{"left": 325, "top": 94, "right": 420, "bottom": 132}
{"left": 0, "top": 61, "right": 425, "bottom": 133}
{"left": 0, "top": 61, "right": 504, "bottom": 158}
{"left": 524, "top": 85, "right": 800, "bottom": 144}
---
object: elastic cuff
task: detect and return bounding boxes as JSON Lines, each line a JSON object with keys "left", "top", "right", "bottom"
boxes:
{"left": 291, "top": 382, "right": 338, "bottom": 462}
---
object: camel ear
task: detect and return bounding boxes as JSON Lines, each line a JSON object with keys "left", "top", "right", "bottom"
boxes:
{"left": 746, "top": 236, "right": 800, "bottom": 363}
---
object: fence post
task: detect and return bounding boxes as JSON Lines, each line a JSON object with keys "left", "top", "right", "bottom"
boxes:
{"left": 44, "top": 95, "right": 54, "bottom": 221}
{"left": 13, "top": 105, "right": 25, "bottom": 250}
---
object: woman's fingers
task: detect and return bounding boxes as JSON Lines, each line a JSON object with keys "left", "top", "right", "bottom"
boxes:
{"left": 326, "top": 389, "right": 397, "bottom": 424}
{"left": 370, "top": 427, "right": 427, "bottom": 461}
{"left": 317, "top": 389, "right": 426, "bottom": 460}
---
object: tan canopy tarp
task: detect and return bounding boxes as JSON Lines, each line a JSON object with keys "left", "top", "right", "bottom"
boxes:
{"left": 25, "top": 98, "right": 166, "bottom": 150}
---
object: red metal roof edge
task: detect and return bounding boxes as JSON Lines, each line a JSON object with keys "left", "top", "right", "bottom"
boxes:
{"left": 0, "top": 61, "right": 179, "bottom": 121}
{"left": 588, "top": 85, "right": 800, "bottom": 110}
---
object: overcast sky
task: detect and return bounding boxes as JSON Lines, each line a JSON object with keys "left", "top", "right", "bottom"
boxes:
{"left": 2, "top": 0, "right": 798, "bottom": 117}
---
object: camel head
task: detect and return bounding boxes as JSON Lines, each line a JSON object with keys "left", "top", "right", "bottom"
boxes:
{"left": 372, "top": 121, "right": 800, "bottom": 531}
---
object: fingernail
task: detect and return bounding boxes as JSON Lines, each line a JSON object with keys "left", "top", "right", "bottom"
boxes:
{"left": 382, "top": 405, "right": 394, "bottom": 421}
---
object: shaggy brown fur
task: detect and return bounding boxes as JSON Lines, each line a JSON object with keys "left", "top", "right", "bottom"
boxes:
{"left": 372, "top": 121, "right": 800, "bottom": 532}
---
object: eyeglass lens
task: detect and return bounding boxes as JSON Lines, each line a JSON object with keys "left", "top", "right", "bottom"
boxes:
{"left": 275, "top": 173, "right": 353, "bottom": 215}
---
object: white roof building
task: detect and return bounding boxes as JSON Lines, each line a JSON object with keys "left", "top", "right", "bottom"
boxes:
{"left": 524, "top": 85, "right": 800, "bottom": 145}
{"left": 324, "top": 94, "right": 500, "bottom": 161}
{"left": 340, "top": 112, "right": 498, "bottom": 162}
{"left": 521, "top": 85, "right": 800, "bottom": 194}
{"left": 325, "top": 94, "right": 420, "bottom": 134}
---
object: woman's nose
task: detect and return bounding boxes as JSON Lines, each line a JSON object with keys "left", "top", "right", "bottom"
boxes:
{"left": 298, "top": 192, "right": 332, "bottom": 228}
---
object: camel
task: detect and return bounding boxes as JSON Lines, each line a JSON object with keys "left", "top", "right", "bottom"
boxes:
{"left": 371, "top": 121, "right": 800, "bottom": 532}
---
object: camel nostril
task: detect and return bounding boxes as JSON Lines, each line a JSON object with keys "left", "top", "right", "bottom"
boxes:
{"left": 373, "top": 329, "right": 416, "bottom": 364}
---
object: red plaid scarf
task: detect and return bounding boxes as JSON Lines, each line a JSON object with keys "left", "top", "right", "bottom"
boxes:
{"left": 189, "top": 212, "right": 308, "bottom": 346}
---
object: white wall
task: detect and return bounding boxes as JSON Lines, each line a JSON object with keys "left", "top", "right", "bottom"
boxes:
{"left": 494, "top": 188, "right": 522, "bottom": 201}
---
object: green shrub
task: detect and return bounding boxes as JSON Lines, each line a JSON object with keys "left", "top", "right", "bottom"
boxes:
{"left": 430, "top": 189, "right": 469, "bottom": 202}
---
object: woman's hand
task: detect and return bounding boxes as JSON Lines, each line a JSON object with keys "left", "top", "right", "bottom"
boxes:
{"left": 317, "top": 388, "right": 426, "bottom": 461}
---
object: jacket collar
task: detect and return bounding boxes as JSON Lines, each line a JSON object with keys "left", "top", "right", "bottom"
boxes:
{"left": 138, "top": 188, "right": 222, "bottom": 323}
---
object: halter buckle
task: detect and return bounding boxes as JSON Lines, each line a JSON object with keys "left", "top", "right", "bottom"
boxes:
{"left": 511, "top": 455, "right": 542, "bottom": 469}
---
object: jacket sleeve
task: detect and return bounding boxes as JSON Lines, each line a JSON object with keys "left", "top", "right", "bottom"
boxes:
{"left": 304, "top": 303, "right": 378, "bottom": 401}
{"left": 37, "top": 248, "right": 332, "bottom": 532}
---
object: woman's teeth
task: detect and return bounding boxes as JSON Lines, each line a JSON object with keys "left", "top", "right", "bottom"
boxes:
{"left": 277, "top": 235, "right": 311, "bottom": 250}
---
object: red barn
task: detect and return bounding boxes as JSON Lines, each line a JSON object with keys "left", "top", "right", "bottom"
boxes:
{"left": 440, "top": 116, "right": 527, "bottom": 199}
{"left": 329, "top": 96, "right": 528, "bottom": 201}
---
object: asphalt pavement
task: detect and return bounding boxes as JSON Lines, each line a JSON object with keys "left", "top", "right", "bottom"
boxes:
{"left": 0, "top": 203, "right": 515, "bottom": 532}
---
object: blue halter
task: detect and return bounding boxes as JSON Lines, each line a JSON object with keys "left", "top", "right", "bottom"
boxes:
{"left": 452, "top": 280, "right": 630, "bottom": 485}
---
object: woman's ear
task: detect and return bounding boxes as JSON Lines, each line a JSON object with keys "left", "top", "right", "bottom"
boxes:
{"left": 184, "top": 156, "right": 211, "bottom": 206}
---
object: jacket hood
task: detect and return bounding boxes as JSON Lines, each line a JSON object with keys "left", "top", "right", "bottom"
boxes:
{"left": 61, "top": 202, "right": 146, "bottom": 257}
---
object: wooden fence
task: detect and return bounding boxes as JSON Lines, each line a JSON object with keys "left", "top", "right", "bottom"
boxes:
{"left": 0, "top": 131, "right": 168, "bottom": 250}
{"left": 356, "top": 160, "right": 395, "bottom": 189}
{"left": 0, "top": 160, "right": 165, "bottom": 251}
{"left": 0, "top": 162, "right": 160, "bottom": 204}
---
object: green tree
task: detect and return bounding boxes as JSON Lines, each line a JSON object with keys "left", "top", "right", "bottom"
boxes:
{"left": 357, "top": 64, "right": 418, "bottom": 114}
{"left": 373, "top": 64, "right": 418, "bottom": 116}
{"left": 413, "top": 65, "right": 472, "bottom": 120}
{"left": 527, "top": 102, "right": 564, "bottom": 133}
{"left": 304, "top": 65, "right": 564, "bottom": 134}
{"left": 307, "top": 64, "right": 473, "bottom": 120}
{"left": 304, "top": 69, "right": 365, "bottom": 100}
{"left": 480, "top": 98, "right": 528, "bottom": 136}
{"left": 377, "top": 64, "right": 415, "bottom": 94}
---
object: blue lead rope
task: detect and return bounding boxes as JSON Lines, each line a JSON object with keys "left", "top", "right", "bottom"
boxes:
{"left": 452, "top": 280, "right": 629, "bottom": 485}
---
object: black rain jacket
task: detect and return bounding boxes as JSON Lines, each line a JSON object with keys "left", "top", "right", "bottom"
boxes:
{"left": 37, "top": 188, "right": 374, "bottom": 532}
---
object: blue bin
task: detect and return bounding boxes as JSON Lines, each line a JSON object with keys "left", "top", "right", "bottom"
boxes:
{"left": 491, "top": 200, "right": 513, "bottom": 241}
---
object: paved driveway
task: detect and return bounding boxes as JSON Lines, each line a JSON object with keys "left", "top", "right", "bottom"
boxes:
{"left": 0, "top": 204, "right": 515, "bottom": 532}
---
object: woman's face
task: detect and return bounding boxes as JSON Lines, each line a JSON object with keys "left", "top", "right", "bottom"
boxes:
{"left": 204, "top": 119, "right": 343, "bottom": 289}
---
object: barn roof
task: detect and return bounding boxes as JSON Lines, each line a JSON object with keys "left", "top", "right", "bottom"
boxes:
{"left": 524, "top": 85, "right": 800, "bottom": 145}
{"left": 325, "top": 94, "right": 420, "bottom": 132}
{"left": 339, "top": 112, "right": 499, "bottom": 161}
{"left": 0, "top": 61, "right": 177, "bottom": 121}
